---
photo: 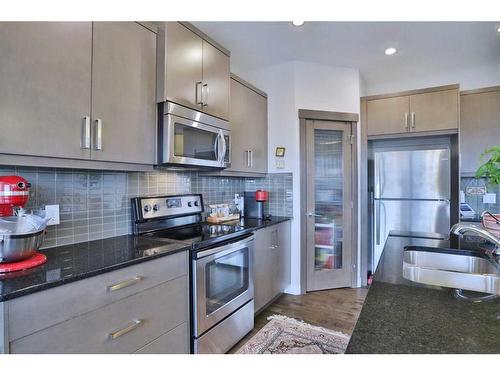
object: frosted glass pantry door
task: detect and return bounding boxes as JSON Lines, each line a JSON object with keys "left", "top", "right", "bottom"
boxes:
{"left": 305, "top": 120, "right": 353, "bottom": 291}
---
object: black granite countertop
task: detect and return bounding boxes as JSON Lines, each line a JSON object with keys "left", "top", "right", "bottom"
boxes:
{"left": 0, "top": 217, "right": 291, "bottom": 302}
{"left": 346, "top": 232, "right": 500, "bottom": 354}
{"left": 235, "top": 216, "right": 291, "bottom": 230}
{"left": 0, "top": 235, "right": 190, "bottom": 302}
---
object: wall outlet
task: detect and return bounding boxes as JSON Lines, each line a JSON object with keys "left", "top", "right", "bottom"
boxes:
{"left": 275, "top": 158, "right": 285, "bottom": 169}
{"left": 483, "top": 193, "right": 497, "bottom": 204}
{"left": 45, "top": 204, "right": 60, "bottom": 225}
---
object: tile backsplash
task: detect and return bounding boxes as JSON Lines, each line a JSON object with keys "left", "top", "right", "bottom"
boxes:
{"left": 461, "top": 177, "right": 500, "bottom": 215}
{"left": 0, "top": 166, "right": 293, "bottom": 248}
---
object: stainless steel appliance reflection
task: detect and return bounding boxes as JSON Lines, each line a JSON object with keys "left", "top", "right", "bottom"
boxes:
{"left": 158, "top": 102, "right": 231, "bottom": 169}
{"left": 192, "top": 235, "right": 254, "bottom": 353}
{"left": 132, "top": 194, "right": 254, "bottom": 354}
{"left": 369, "top": 138, "right": 453, "bottom": 272}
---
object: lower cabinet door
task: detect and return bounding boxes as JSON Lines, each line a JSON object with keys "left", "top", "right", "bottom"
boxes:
{"left": 134, "top": 322, "right": 189, "bottom": 354}
{"left": 10, "top": 277, "right": 188, "bottom": 354}
{"left": 253, "top": 227, "right": 273, "bottom": 312}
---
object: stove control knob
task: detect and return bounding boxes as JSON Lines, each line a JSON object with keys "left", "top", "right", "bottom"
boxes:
{"left": 144, "top": 204, "right": 152, "bottom": 212}
{"left": 153, "top": 204, "right": 160, "bottom": 212}
{"left": 194, "top": 201, "right": 199, "bottom": 207}
{"left": 188, "top": 201, "right": 193, "bottom": 207}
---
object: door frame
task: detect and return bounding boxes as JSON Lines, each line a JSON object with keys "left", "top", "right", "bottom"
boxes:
{"left": 298, "top": 109, "right": 359, "bottom": 294}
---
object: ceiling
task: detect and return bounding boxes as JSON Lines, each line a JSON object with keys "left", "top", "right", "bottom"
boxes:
{"left": 193, "top": 22, "right": 500, "bottom": 91}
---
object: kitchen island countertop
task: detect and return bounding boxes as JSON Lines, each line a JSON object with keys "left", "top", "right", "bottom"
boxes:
{"left": 346, "top": 232, "right": 500, "bottom": 354}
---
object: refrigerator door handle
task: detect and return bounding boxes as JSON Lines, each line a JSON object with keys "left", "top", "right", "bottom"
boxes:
{"left": 375, "top": 199, "right": 381, "bottom": 246}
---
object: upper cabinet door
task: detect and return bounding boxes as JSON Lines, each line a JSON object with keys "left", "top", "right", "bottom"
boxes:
{"left": 91, "top": 22, "right": 157, "bottom": 164}
{"left": 409, "top": 89, "right": 459, "bottom": 132}
{"left": 228, "top": 77, "right": 268, "bottom": 174}
{"left": 460, "top": 89, "right": 500, "bottom": 174}
{"left": 366, "top": 96, "right": 410, "bottom": 136}
{"left": 201, "top": 41, "right": 230, "bottom": 120}
{"left": 165, "top": 22, "right": 203, "bottom": 110}
{"left": 0, "top": 22, "right": 92, "bottom": 159}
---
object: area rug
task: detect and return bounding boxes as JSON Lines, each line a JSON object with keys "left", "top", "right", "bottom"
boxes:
{"left": 236, "top": 315, "right": 350, "bottom": 354}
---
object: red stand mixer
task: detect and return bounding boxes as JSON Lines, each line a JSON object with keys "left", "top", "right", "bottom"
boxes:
{"left": 0, "top": 175, "right": 31, "bottom": 216}
{"left": 0, "top": 176, "right": 47, "bottom": 273}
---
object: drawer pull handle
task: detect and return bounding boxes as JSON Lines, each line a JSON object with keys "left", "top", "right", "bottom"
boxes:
{"left": 269, "top": 245, "right": 279, "bottom": 249}
{"left": 109, "top": 319, "right": 144, "bottom": 340}
{"left": 107, "top": 276, "right": 144, "bottom": 292}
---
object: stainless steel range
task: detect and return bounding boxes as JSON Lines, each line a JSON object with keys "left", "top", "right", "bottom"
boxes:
{"left": 132, "top": 194, "right": 254, "bottom": 354}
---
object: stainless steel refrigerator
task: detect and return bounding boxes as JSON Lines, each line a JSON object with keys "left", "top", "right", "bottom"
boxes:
{"left": 370, "top": 141, "right": 451, "bottom": 270}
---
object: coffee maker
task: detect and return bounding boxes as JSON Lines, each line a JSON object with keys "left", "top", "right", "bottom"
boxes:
{"left": 243, "top": 190, "right": 269, "bottom": 219}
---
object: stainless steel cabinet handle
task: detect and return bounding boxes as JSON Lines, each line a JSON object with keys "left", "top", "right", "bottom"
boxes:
{"left": 404, "top": 112, "right": 409, "bottom": 130}
{"left": 108, "top": 319, "right": 144, "bottom": 340}
{"left": 107, "top": 276, "right": 144, "bottom": 292}
{"left": 307, "top": 212, "right": 320, "bottom": 217}
{"left": 81, "top": 116, "right": 91, "bottom": 149}
{"left": 245, "top": 150, "right": 251, "bottom": 167}
{"left": 249, "top": 150, "right": 253, "bottom": 168}
{"left": 94, "top": 119, "right": 103, "bottom": 150}
{"left": 202, "top": 83, "right": 209, "bottom": 107}
{"left": 195, "top": 81, "right": 203, "bottom": 105}
{"left": 411, "top": 112, "right": 415, "bottom": 130}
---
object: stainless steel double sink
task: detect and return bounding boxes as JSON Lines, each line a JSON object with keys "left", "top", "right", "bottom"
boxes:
{"left": 402, "top": 246, "right": 500, "bottom": 299}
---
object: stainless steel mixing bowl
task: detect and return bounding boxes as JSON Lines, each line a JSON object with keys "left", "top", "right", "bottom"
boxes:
{"left": 0, "top": 229, "right": 45, "bottom": 263}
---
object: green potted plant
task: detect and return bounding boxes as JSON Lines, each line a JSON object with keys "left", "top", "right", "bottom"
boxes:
{"left": 475, "top": 146, "right": 500, "bottom": 186}
{"left": 475, "top": 146, "right": 500, "bottom": 236}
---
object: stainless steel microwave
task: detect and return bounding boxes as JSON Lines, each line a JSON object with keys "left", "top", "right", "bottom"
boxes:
{"left": 159, "top": 102, "right": 231, "bottom": 169}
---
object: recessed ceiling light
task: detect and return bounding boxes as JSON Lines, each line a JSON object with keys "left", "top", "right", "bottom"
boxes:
{"left": 292, "top": 21, "right": 305, "bottom": 27}
{"left": 385, "top": 47, "right": 397, "bottom": 56}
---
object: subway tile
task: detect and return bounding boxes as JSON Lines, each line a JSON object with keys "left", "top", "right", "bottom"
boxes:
{"left": 2, "top": 165, "right": 292, "bottom": 248}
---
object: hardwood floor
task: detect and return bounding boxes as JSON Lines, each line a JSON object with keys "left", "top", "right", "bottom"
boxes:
{"left": 230, "top": 287, "right": 368, "bottom": 353}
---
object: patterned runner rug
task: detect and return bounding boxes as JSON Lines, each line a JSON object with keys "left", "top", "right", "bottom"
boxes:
{"left": 236, "top": 315, "right": 350, "bottom": 354}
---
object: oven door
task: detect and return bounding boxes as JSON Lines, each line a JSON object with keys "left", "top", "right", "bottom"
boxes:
{"left": 193, "top": 236, "right": 254, "bottom": 336}
{"left": 163, "top": 114, "right": 230, "bottom": 168}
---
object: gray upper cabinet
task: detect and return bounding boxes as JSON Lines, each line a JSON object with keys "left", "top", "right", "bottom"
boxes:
{"left": 163, "top": 22, "right": 203, "bottom": 110}
{"left": 366, "top": 96, "right": 410, "bottom": 136}
{"left": 0, "top": 22, "right": 158, "bottom": 168}
{"left": 0, "top": 22, "right": 92, "bottom": 160}
{"left": 201, "top": 40, "right": 230, "bottom": 120}
{"left": 227, "top": 75, "right": 268, "bottom": 174}
{"left": 365, "top": 85, "right": 459, "bottom": 137}
{"left": 91, "top": 22, "right": 157, "bottom": 164}
{"left": 460, "top": 87, "right": 500, "bottom": 175}
{"left": 157, "top": 22, "right": 230, "bottom": 121}
{"left": 408, "top": 89, "right": 459, "bottom": 132}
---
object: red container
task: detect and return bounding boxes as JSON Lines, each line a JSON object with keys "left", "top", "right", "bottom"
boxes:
{"left": 255, "top": 190, "right": 269, "bottom": 202}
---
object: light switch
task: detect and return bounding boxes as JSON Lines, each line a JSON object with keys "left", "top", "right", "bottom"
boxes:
{"left": 483, "top": 193, "right": 496, "bottom": 204}
{"left": 45, "top": 204, "right": 60, "bottom": 225}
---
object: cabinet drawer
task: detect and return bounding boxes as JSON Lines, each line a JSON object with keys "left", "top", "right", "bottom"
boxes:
{"left": 134, "top": 322, "right": 189, "bottom": 354}
{"left": 10, "top": 276, "right": 188, "bottom": 354}
{"left": 8, "top": 251, "right": 187, "bottom": 341}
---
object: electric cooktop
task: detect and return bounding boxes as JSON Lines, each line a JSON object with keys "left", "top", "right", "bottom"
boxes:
{"left": 142, "top": 222, "right": 250, "bottom": 250}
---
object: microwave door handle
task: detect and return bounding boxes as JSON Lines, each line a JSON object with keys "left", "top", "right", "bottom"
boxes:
{"left": 213, "top": 133, "right": 219, "bottom": 162}
{"left": 217, "top": 130, "right": 224, "bottom": 165}
{"left": 221, "top": 133, "right": 227, "bottom": 166}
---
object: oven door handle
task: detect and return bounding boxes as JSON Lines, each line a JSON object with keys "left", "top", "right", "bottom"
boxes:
{"left": 195, "top": 235, "right": 255, "bottom": 260}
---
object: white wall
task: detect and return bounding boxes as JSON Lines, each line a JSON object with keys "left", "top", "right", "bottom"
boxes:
{"left": 363, "top": 62, "right": 500, "bottom": 96}
{"left": 240, "top": 61, "right": 361, "bottom": 294}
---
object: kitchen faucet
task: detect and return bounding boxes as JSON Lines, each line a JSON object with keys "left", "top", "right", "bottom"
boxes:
{"left": 450, "top": 223, "right": 500, "bottom": 256}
